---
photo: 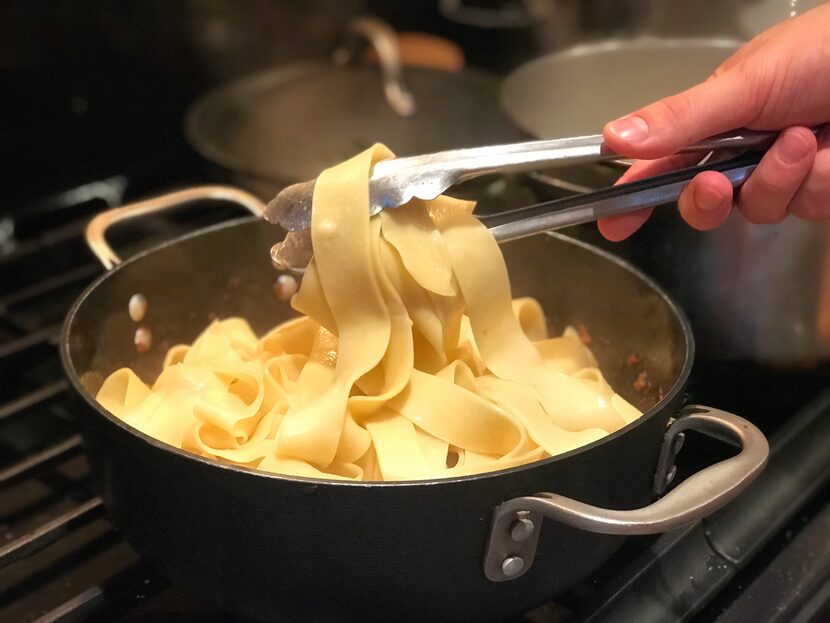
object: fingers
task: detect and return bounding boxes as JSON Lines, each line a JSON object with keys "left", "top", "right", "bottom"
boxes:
{"left": 598, "top": 154, "right": 699, "bottom": 241}
{"left": 677, "top": 171, "right": 733, "bottom": 231}
{"left": 597, "top": 208, "right": 654, "bottom": 242}
{"left": 598, "top": 125, "right": 828, "bottom": 241}
{"left": 789, "top": 126, "right": 830, "bottom": 220}
{"left": 736, "top": 126, "right": 817, "bottom": 223}
{"left": 602, "top": 67, "right": 757, "bottom": 160}
{"left": 672, "top": 127, "right": 817, "bottom": 228}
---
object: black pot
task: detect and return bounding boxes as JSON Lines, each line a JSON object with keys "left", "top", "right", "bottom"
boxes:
{"left": 61, "top": 186, "right": 767, "bottom": 622}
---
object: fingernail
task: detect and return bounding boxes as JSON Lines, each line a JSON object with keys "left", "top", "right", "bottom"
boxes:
{"left": 778, "top": 131, "right": 812, "bottom": 164}
{"left": 694, "top": 185, "right": 726, "bottom": 212}
{"left": 607, "top": 116, "right": 650, "bottom": 144}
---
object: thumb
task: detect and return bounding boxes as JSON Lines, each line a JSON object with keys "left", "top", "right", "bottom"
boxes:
{"left": 603, "top": 68, "right": 757, "bottom": 159}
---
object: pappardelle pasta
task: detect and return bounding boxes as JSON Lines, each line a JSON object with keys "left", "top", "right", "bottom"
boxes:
{"left": 96, "top": 145, "right": 641, "bottom": 481}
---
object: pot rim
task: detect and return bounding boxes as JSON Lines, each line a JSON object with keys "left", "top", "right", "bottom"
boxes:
{"left": 500, "top": 36, "right": 743, "bottom": 140}
{"left": 60, "top": 216, "right": 695, "bottom": 489}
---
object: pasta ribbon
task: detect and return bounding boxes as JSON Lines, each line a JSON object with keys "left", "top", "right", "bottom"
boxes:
{"left": 97, "top": 145, "right": 641, "bottom": 481}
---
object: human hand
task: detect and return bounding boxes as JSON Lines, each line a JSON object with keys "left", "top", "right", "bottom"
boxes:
{"left": 598, "top": 3, "right": 830, "bottom": 241}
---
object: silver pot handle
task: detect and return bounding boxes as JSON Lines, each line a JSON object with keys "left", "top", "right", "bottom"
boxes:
{"left": 334, "top": 16, "right": 416, "bottom": 117}
{"left": 483, "top": 405, "right": 769, "bottom": 582}
{"left": 85, "top": 185, "right": 265, "bottom": 270}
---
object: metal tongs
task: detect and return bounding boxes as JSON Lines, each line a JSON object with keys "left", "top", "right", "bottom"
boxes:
{"left": 265, "top": 129, "right": 782, "bottom": 270}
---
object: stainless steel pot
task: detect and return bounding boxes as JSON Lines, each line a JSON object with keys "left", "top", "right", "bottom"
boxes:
{"left": 629, "top": 208, "right": 830, "bottom": 366}
{"left": 502, "top": 38, "right": 830, "bottom": 365}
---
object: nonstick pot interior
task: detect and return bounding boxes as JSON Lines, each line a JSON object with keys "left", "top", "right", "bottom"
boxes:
{"left": 66, "top": 218, "right": 686, "bottom": 407}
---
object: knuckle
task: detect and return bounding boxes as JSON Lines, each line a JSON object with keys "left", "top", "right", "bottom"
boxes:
{"left": 738, "top": 185, "right": 790, "bottom": 225}
{"left": 789, "top": 196, "right": 821, "bottom": 220}
{"left": 730, "top": 66, "right": 765, "bottom": 125}
{"left": 791, "top": 152, "right": 830, "bottom": 220}
{"left": 738, "top": 197, "right": 787, "bottom": 224}
{"left": 814, "top": 149, "right": 830, "bottom": 181}
{"left": 790, "top": 191, "right": 830, "bottom": 221}
{"left": 710, "top": 66, "right": 727, "bottom": 79}
{"left": 650, "top": 95, "right": 692, "bottom": 129}
{"left": 753, "top": 173, "right": 795, "bottom": 197}
{"left": 743, "top": 209, "right": 787, "bottom": 225}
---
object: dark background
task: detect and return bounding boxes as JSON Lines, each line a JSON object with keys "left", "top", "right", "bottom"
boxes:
{"left": 2, "top": 0, "right": 672, "bottom": 205}
{"left": 0, "top": 1, "right": 357, "bottom": 204}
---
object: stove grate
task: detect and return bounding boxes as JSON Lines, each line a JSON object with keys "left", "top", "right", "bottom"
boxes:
{"left": 0, "top": 180, "right": 249, "bottom": 622}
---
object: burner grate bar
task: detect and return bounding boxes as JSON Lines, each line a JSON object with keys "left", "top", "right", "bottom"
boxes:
{"left": 31, "top": 562, "right": 167, "bottom": 623}
{"left": 0, "top": 325, "right": 59, "bottom": 360}
{"left": 0, "top": 380, "right": 68, "bottom": 421}
{"left": 19, "top": 176, "right": 127, "bottom": 223}
{"left": 715, "top": 504, "right": 830, "bottom": 623}
{"left": 0, "top": 497, "right": 104, "bottom": 570}
{"left": 32, "top": 583, "right": 105, "bottom": 623}
{"left": 581, "top": 390, "right": 830, "bottom": 623}
{"left": 0, "top": 434, "right": 83, "bottom": 488}
{"left": 0, "top": 264, "right": 96, "bottom": 310}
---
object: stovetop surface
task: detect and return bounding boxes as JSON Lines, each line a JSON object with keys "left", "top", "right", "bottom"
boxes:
{"left": 0, "top": 171, "right": 828, "bottom": 623}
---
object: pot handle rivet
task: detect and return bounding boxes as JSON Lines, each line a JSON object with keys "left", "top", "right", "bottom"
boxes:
{"left": 501, "top": 556, "right": 525, "bottom": 578}
{"left": 483, "top": 406, "right": 768, "bottom": 582}
{"left": 510, "top": 517, "right": 535, "bottom": 542}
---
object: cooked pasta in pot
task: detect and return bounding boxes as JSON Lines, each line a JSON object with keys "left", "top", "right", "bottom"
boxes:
{"left": 96, "top": 145, "right": 641, "bottom": 481}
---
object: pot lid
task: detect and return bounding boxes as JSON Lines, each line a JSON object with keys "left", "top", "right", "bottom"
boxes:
{"left": 186, "top": 62, "right": 525, "bottom": 185}
{"left": 501, "top": 38, "right": 741, "bottom": 139}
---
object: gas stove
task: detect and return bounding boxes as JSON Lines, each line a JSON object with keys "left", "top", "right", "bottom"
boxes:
{"left": 0, "top": 167, "right": 828, "bottom": 623}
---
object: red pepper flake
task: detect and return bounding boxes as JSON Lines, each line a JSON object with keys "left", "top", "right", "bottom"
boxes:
{"left": 273, "top": 274, "right": 298, "bottom": 302}
{"left": 134, "top": 326, "right": 152, "bottom": 354}
{"left": 576, "top": 324, "right": 592, "bottom": 346}
{"left": 626, "top": 353, "right": 641, "bottom": 366}
{"left": 633, "top": 371, "right": 649, "bottom": 392}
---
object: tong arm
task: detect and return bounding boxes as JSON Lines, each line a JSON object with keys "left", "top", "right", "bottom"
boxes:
{"left": 481, "top": 151, "right": 763, "bottom": 242}
{"left": 270, "top": 152, "right": 763, "bottom": 272}
{"left": 371, "top": 128, "right": 776, "bottom": 210}
{"left": 267, "top": 128, "right": 779, "bottom": 230}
